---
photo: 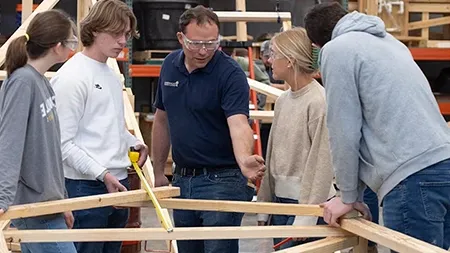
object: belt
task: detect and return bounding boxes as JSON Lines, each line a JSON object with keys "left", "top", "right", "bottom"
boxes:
{"left": 174, "top": 165, "right": 237, "bottom": 176}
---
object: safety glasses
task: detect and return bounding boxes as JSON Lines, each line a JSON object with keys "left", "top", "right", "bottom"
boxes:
{"left": 181, "top": 33, "right": 219, "bottom": 52}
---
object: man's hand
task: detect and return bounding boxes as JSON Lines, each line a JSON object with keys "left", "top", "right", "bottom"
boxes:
{"left": 0, "top": 209, "right": 3, "bottom": 216}
{"left": 353, "top": 201, "right": 372, "bottom": 221}
{"left": 104, "top": 173, "right": 127, "bottom": 193}
{"left": 134, "top": 144, "right": 149, "bottom": 167}
{"left": 320, "top": 197, "right": 354, "bottom": 227}
{"left": 241, "top": 155, "right": 266, "bottom": 182}
{"left": 63, "top": 211, "right": 74, "bottom": 229}
{"left": 154, "top": 173, "right": 170, "bottom": 187}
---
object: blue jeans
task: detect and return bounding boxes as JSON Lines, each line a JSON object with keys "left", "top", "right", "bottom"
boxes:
{"left": 65, "top": 178, "right": 130, "bottom": 253}
{"left": 270, "top": 197, "right": 327, "bottom": 251}
{"left": 11, "top": 214, "right": 77, "bottom": 253}
{"left": 363, "top": 187, "right": 379, "bottom": 247}
{"left": 172, "top": 168, "right": 254, "bottom": 253}
{"left": 383, "top": 158, "right": 450, "bottom": 251}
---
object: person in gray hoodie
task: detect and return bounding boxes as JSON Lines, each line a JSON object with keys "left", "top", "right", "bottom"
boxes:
{"left": 304, "top": 2, "right": 450, "bottom": 250}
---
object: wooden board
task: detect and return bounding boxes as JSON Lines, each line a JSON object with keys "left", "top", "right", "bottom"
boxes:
{"left": 119, "top": 198, "right": 324, "bottom": 217}
{"left": 2, "top": 226, "right": 351, "bottom": 243}
{"left": 249, "top": 110, "right": 274, "bottom": 122}
{"left": 0, "top": 187, "right": 179, "bottom": 221}
{"left": 247, "top": 78, "right": 283, "bottom": 100}
{"left": 340, "top": 218, "right": 449, "bottom": 253}
{"left": 277, "top": 236, "right": 358, "bottom": 253}
{"left": 214, "top": 11, "right": 291, "bottom": 22}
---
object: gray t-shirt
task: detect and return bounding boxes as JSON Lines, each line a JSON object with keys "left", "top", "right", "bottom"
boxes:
{"left": 0, "top": 65, "right": 65, "bottom": 211}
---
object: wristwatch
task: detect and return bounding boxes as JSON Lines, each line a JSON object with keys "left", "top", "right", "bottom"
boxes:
{"left": 97, "top": 169, "right": 110, "bottom": 182}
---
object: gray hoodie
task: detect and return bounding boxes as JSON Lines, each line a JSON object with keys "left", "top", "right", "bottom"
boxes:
{"left": 320, "top": 12, "right": 450, "bottom": 204}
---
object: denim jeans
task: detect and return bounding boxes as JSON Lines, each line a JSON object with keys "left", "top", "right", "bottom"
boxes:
{"left": 270, "top": 196, "right": 327, "bottom": 251}
{"left": 65, "top": 178, "right": 130, "bottom": 253}
{"left": 383, "top": 158, "right": 450, "bottom": 251}
{"left": 11, "top": 213, "right": 77, "bottom": 253}
{"left": 364, "top": 187, "right": 379, "bottom": 247}
{"left": 172, "top": 168, "right": 254, "bottom": 253}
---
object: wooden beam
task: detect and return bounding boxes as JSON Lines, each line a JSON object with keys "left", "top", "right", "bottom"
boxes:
{"left": 277, "top": 236, "right": 358, "bottom": 253}
{"left": 353, "top": 237, "right": 368, "bottom": 253}
{"left": 120, "top": 198, "right": 324, "bottom": 217}
{"left": 0, "top": 232, "right": 9, "bottom": 253}
{"left": 77, "top": 0, "right": 93, "bottom": 52}
{"left": 0, "top": 222, "right": 9, "bottom": 231}
{"left": 409, "top": 3, "right": 450, "bottom": 12}
{"left": 366, "top": 0, "right": 378, "bottom": 15}
{"left": 22, "top": 0, "right": 34, "bottom": 24}
{"left": 340, "top": 218, "right": 449, "bottom": 253}
{"left": 408, "top": 16, "right": 450, "bottom": 30}
{"left": 106, "top": 58, "right": 155, "bottom": 186}
{"left": 6, "top": 242, "right": 20, "bottom": 252}
{"left": 0, "top": 187, "right": 179, "bottom": 221}
{"left": 123, "top": 91, "right": 135, "bottom": 135}
{"left": 248, "top": 78, "right": 283, "bottom": 99}
{"left": 235, "top": 0, "right": 247, "bottom": 42}
{"left": 215, "top": 11, "right": 291, "bottom": 22}
{"left": 3, "top": 226, "right": 352, "bottom": 243}
{"left": 249, "top": 110, "right": 274, "bottom": 121}
{"left": 0, "top": 0, "right": 61, "bottom": 67}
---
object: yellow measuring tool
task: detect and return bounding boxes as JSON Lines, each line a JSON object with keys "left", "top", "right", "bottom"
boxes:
{"left": 129, "top": 147, "right": 173, "bottom": 233}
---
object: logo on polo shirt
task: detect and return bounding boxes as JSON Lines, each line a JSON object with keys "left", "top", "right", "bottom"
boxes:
{"left": 164, "top": 81, "right": 179, "bottom": 87}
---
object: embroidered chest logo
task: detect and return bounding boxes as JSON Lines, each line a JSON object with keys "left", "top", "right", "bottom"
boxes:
{"left": 164, "top": 81, "right": 179, "bottom": 87}
{"left": 95, "top": 83, "right": 103, "bottom": 90}
{"left": 40, "top": 96, "right": 56, "bottom": 122}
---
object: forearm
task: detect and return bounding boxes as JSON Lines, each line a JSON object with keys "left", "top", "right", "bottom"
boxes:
{"left": 151, "top": 112, "right": 171, "bottom": 176}
{"left": 230, "top": 122, "right": 254, "bottom": 169}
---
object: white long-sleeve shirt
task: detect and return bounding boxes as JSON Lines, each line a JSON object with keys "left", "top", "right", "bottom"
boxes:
{"left": 51, "top": 53, "right": 140, "bottom": 181}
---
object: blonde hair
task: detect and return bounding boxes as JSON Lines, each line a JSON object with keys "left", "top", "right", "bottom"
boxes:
{"left": 80, "top": 0, "right": 138, "bottom": 47}
{"left": 271, "top": 27, "right": 316, "bottom": 75}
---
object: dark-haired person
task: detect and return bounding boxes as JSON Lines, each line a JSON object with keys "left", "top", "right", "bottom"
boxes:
{"left": 0, "top": 9, "right": 77, "bottom": 253}
{"left": 151, "top": 5, "right": 266, "bottom": 253}
{"left": 304, "top": 2, "right": 450, "bottom": 250}
{"left": 50, "top": 0, "right": 148, "bottom": 252}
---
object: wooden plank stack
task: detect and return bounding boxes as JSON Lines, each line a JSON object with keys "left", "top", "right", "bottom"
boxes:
{"left": 349, "top": 0, "right": 450, "bottom": 47}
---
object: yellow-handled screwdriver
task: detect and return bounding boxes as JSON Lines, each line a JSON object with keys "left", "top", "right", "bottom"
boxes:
{"left": 129, "top": 147, "right": 173, "bottom": 233}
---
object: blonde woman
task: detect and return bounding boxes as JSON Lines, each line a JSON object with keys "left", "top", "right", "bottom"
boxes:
{"left": 257, "top": 27, "right": 336, "bottom": 250}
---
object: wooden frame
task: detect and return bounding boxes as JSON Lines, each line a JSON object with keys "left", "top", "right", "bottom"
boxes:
{"left": 1, "top": 1, "right": 448, "bottom": 253}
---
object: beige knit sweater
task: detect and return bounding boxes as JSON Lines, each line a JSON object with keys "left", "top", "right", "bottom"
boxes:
{"left": 257, "top": 80, "right": 336, "bottom": 226}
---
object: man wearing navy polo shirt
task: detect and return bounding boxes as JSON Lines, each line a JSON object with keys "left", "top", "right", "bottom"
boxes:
{"left": 151, "top": 5, "right": 266, "bottom": 253}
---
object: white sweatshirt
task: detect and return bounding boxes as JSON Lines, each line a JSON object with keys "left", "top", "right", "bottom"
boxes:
{"left": 51, "top": 53, "right": 140, "bottom": 181}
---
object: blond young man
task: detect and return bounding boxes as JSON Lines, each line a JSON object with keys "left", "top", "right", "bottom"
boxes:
{"left": 51, "top": 1, "right": 148, "bottom": 252}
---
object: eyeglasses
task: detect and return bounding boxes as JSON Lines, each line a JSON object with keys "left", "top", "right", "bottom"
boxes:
{"left": 181, "top": 33, "right": 219, "bottom": 52}
{"left": 110, "top": 31, "right": 132, "bottom": 41}
{"left": 63, "top": 36, "right": 78, "bottom": 51}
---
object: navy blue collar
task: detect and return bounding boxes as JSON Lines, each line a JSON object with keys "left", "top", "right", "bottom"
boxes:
{"left": 173, "top": 50, "right": 221, "bottom": 75}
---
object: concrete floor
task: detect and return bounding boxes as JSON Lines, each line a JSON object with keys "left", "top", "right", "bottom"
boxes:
{"left": 138, "top": 206, "right": 390, "bottom": 253}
